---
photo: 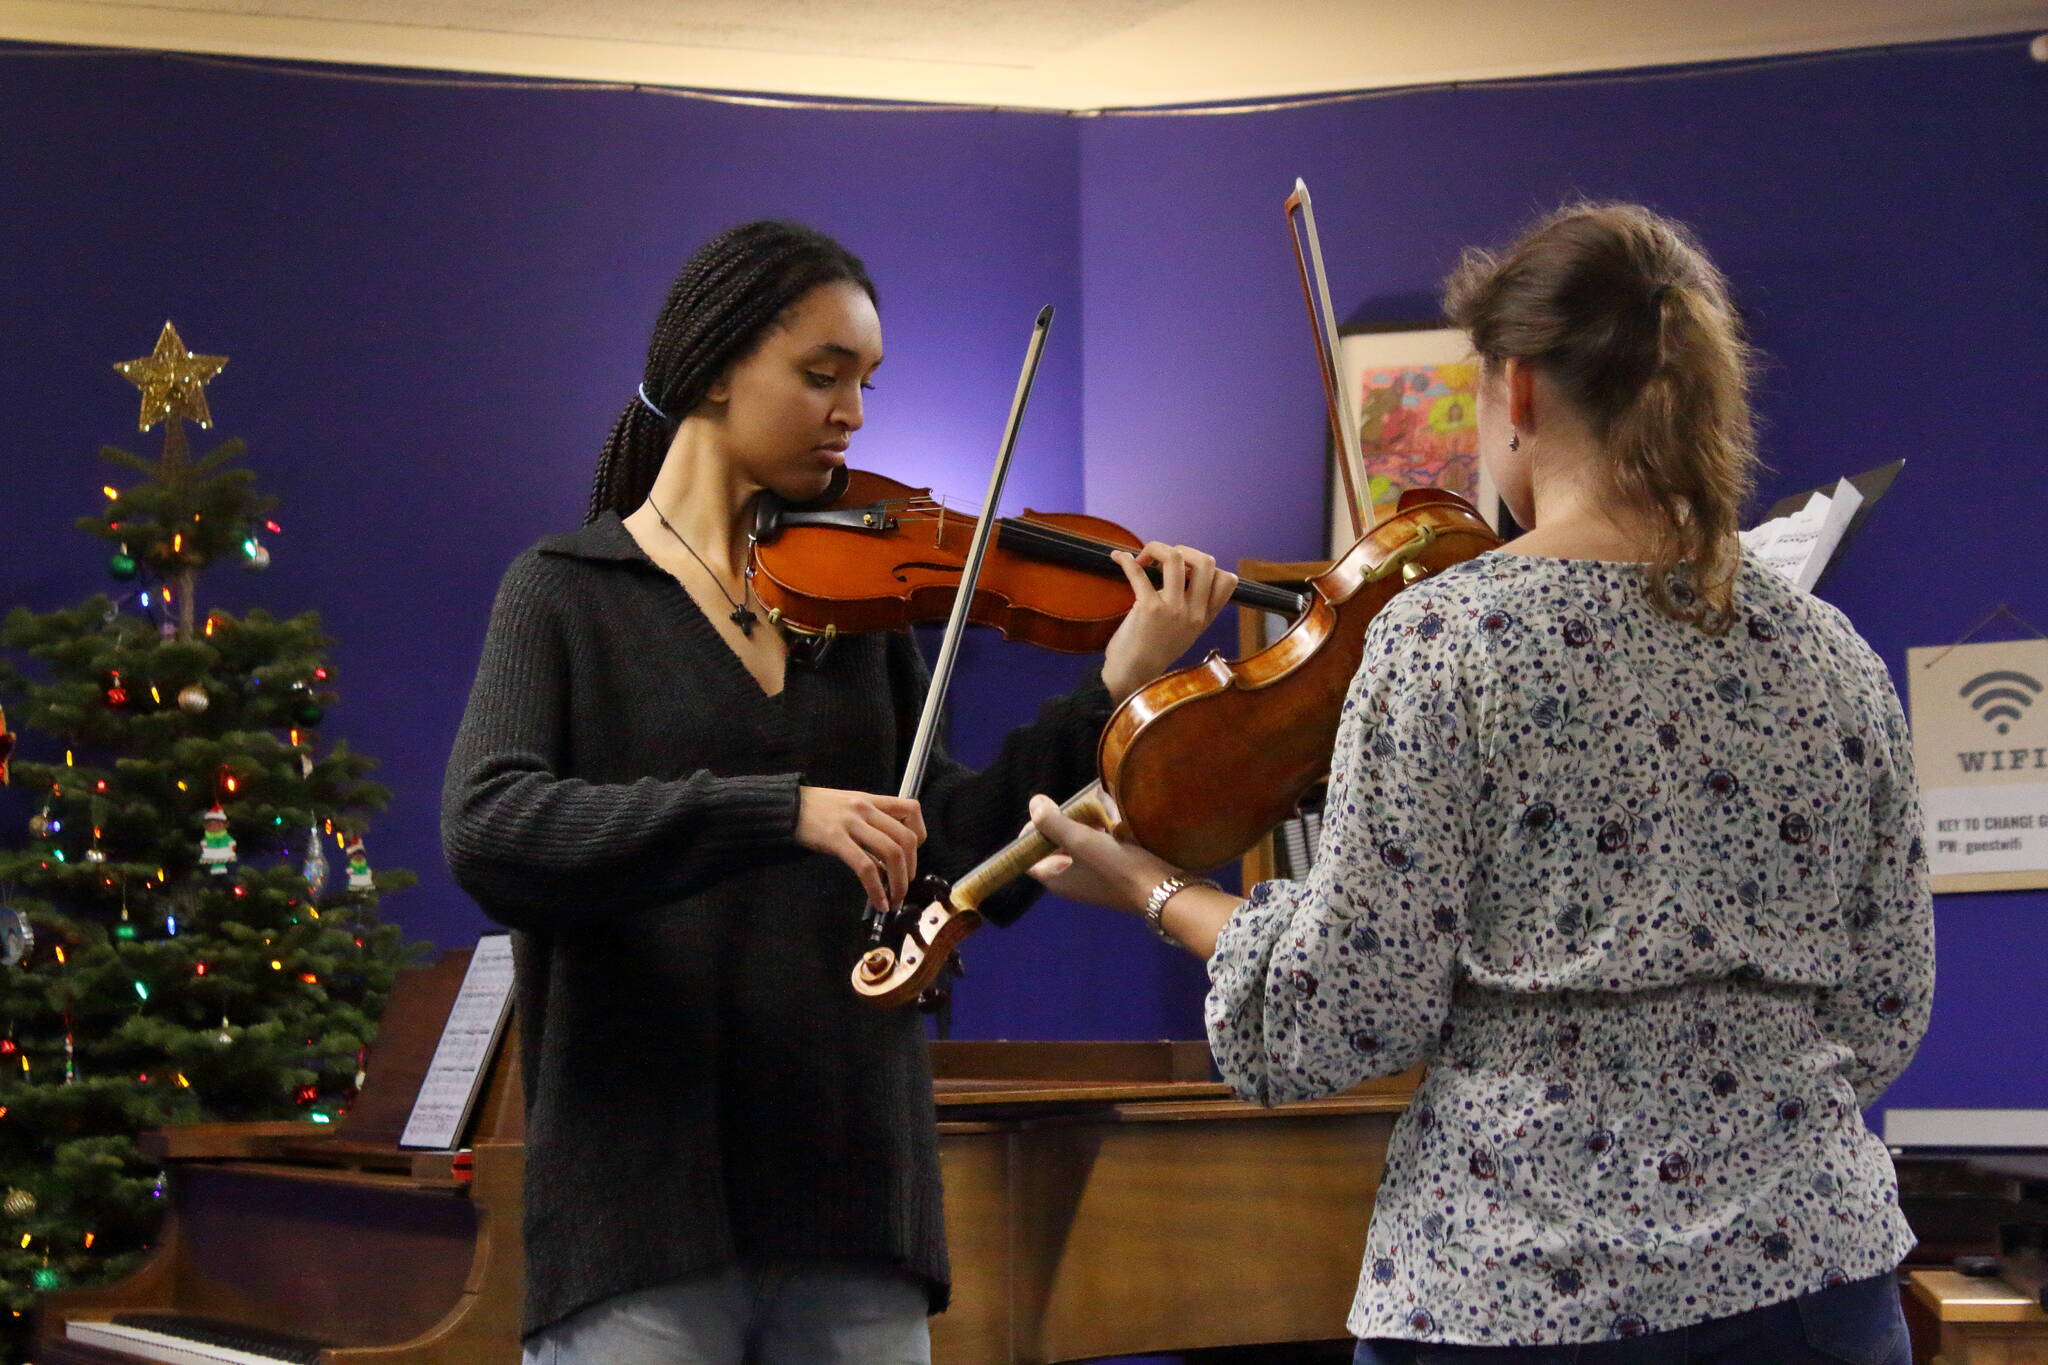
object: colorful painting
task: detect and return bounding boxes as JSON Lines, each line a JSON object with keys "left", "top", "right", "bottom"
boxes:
{"left": 1328, "top": 325, "right": 1497, "bottom": 554}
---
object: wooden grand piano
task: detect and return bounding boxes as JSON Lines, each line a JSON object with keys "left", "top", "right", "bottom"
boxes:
{"left": 36, "top": 950, "right": 1415, "bottom": 1365}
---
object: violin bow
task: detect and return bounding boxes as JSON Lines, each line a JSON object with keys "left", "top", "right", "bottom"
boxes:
{"left": 1284, "top": 179, "right": 1376, "bottom": 538}
{"left": 869, "top": 305, "right": 1056, "bottom": 943}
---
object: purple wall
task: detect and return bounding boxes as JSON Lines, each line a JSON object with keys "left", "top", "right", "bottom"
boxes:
{"left": 5, "top": 36, "right": 2046, "bottom": 1109}
{"left": 1078, "top": 36, "right": 2048, "bottom": 1109}
{"left": 0, "top": 46, "right": 1096, "bottom": 979}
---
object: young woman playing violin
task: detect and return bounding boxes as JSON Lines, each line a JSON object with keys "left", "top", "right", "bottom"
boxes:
{"left": 1031, "top": 203, "right": 1931, "bottom": 1365}
{"left": 441, "top": 220, "right": 1234, "bottom": 1365}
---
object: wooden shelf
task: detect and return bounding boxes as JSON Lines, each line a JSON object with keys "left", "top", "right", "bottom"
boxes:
{"left": 1909, "top": 1268, "right": 2048, "bottom": 1364}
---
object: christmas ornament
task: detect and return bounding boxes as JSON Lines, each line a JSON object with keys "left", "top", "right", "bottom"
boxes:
{"left": 32, "top": 1266, "right": 63, "bottom": 1291}
{"left": 215, "top": 1016, "right": 233, "bottom": 1045}
{"left": 105, "top": 671, "right": 128, "bottom": 708}
{"left": 345, "top": 836, "right": 373, "bottom": 894}
{"left": 296, "top": 699, "right": 324, "bottom": 726}
{"left": 27, "top": 812, "right": 48, "bottom": 838}
{"left": 198, "top": 805, "right": 236, "bottom": 875}
{"left": 113, "top": 321, "right": 227, "bottom": 432}
{"left": 301, "top": 827, "right": 330, "bottom": 900}
{"left": 0, "top": 703, "right": 13, "bottom": 784}
{"left": 177, "top": 683, "right": 210, "bottom": 715}
{"left": 242, "top": 541, "right": 271, "bottom": 572}
{"left": 109, "top": 548, "right": 138, "bottom": 581}
{"left": 3, "top": 1189, "right": 34, "bottom": 1217}
{"left": 0, "top": 907, "right": 33, "bottom": 966}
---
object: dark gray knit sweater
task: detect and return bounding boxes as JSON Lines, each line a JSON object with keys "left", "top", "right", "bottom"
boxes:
{"left": 441, "top": 513, "right": 1112, "bottom": 1339}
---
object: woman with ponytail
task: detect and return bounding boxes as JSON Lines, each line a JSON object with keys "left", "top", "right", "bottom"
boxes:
{"left": 1029, "top": 204, "right": 1931, "bottom": 1364}
{"left": 442, "top": 220, "right": 1234, "bottom": 1365}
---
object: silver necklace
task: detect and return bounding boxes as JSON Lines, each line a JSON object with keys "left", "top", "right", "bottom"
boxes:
{"left": 650, "top": 503, "right": 759, "bottom": 637}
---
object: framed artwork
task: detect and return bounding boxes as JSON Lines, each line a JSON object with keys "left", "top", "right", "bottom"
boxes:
{"left": 1327, "top": 323, "right": 1500, "bottom": 555}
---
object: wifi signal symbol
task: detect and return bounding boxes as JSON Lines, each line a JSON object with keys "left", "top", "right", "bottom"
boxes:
{"left": 1960, "top": 670, "right": 2044, "bottom": 735}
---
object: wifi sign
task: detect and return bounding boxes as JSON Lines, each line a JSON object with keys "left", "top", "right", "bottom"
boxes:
{"left": 1960, "top": 670, "right": 2044, "bottom": 735}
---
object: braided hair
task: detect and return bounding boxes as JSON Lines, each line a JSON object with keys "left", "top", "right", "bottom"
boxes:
{"left": 587, "top": 221, "right": 877, "bottom": 523}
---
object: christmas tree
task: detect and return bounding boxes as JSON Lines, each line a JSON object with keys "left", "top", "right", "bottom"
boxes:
{"left": 0, "top": 323, "right": 415, "bottom": 1358}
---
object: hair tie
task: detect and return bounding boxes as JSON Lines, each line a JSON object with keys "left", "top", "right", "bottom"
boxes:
{"left": 637, "top": 382, "right": 674, "bottom": 424}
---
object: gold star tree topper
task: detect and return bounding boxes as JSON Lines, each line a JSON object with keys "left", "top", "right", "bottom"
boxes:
{"left": 114, "top": 321, "right": 228, "bottom": 431}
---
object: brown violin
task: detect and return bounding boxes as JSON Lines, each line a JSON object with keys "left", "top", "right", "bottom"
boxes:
{"left": 748, "top": 466, "right": 1305, "bottom": 654}
{"left": 849, "top": 179, "right": 1503, "bottom": 1008}
{"left": 849, "top": 486, "right": 1499, "bottom": 1006}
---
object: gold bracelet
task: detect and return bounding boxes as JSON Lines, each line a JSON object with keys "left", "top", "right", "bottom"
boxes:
{"left": 1142, "top": 874, "right": 1218, "bottom": 944}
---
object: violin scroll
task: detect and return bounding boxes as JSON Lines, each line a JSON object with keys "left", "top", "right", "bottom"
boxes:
{"left": 851, "top": 781, "right": 1117, "bottom": 1008}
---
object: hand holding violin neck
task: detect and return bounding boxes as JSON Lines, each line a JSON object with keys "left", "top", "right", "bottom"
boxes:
{"left": 850, "top": 782, "right": 1116, "bottom": 1009}
{"left": 956, "top": 781, "right": 1117, "bottom": 911}
{"left": 996, "top": 517, "right": 1304, "bottom": 617}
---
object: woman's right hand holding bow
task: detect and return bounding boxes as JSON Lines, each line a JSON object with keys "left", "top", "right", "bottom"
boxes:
{"left": 798, "top": 786, "right": 926, "bottom": 913}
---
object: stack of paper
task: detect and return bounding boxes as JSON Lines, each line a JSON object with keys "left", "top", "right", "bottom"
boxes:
{"left": 1739, "top": 476, "right": 1865, "bottom": 591}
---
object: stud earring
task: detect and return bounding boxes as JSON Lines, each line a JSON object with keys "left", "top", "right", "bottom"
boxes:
{"left": 1508, "top": 429, "right": 1521, "bottom": 451}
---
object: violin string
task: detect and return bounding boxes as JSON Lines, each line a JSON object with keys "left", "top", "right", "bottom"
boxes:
{"left": 870, "top": 499, "right": 1136, "bottom": 555}
{"left": 815, "top": 494, "right": 1297, "bottom": 611}
{"left": 885, "top": 513, "right": 1134, "bottom": 561}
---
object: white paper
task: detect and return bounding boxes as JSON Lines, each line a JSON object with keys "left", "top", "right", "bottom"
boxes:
{"left": 1740, "top": 477, "right": 1865, "bottom": 591}
{"left": 400, "top": 934, "right": 516, "bottom": 1150}
{"left": 1923, "top": 781, "right": 2048, "bottom": 879}
{"left": 1883, "top": 1107, "right": 2048, "bottom": 1149}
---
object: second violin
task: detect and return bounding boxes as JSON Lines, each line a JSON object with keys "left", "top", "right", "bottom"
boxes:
{"left": 847, "top": 485, "right": 1500, "bottom": 1007}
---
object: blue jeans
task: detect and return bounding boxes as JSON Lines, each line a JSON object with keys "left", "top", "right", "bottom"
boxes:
{"left": 521, "top": 1259, "right": 930, "bottom": 1365}
{"left": 1352, "top": 1271, "right": 1908, "bottom": 1364}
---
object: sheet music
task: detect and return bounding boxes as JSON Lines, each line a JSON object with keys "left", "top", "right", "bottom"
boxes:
{"left": 400, "top": 934, "right": 516, "bottom": 1150}
{"left": 1740, "top": 475, "right": 1864, "bottom": 591}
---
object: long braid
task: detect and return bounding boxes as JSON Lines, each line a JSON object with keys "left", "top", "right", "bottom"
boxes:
{"left": 588, "top": 222, "right": 876, "bottom": 523}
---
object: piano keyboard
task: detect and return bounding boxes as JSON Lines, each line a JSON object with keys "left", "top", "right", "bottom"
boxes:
{"left": 67, "top": 1313, "right": 330, "bottom": 1365}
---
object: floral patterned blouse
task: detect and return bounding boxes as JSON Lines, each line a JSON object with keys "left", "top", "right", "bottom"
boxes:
{"left": 1207, "top": 548, "right": 1933, "bottom": 1347}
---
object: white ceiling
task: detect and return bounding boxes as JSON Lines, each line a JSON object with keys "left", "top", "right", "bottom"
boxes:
{"left": 2, "top": 0, "right": 2039, "bottom": 110}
